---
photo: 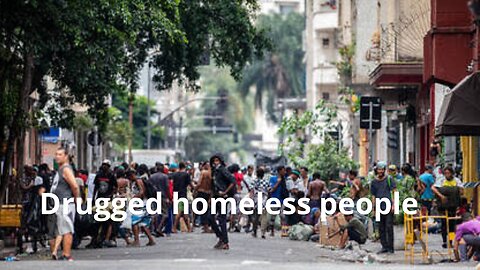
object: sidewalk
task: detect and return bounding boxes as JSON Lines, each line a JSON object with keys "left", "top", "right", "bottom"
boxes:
{"left": 313, "top": 225, "right": 472, "bottom": 265}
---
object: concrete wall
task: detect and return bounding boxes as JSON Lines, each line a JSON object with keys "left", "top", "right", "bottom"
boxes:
{"left": 353, "top": 0, "right": 378, "bottom": 83}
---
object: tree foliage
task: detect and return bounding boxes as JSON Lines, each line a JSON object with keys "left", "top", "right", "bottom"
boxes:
{"left": 279, "top": 100, "right": 358, "bottom": 180}
{"left": 183, "top": 66, "right": 254, "bottom": 162}
{"left": 110, "top": 94, "right": 164, "bottom": 150}
{"left": 239, "top": 12, "right": 305, "bottom": 122}
{"left": 0, "top": 0, "right": 269, "bottom": 204}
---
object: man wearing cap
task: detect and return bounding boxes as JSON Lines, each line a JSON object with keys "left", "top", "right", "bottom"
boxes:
{"left": 286, "top": 169, "right": 304, "bottom": 198}
{"left": 370, "top": 161, "right": 396, "bottom": 254}
{"left": 388, "top": 164, "right": 403, "bottom": 182}
{"left": 418, "top": 164, "right": 436, "bottom": 214}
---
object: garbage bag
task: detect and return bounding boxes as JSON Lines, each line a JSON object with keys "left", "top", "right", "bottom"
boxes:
{"left": 25, "top": 195, "right": 47, "bottom": 235}
{"left": 288, "top": 222, "right": 314, "bottom": 241}
{"left": 274, "top": 215, "right": 282, "bottom": 231}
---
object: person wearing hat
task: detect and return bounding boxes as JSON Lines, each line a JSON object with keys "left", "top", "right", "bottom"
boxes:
{"left": 370, "top": 161, "right": 397, "bottom": 254}
{"left": 388, "top": 164, "right": 403, "bottom": 182}
{"left": 286, "top": 169, "right": 304, "bottom": 198}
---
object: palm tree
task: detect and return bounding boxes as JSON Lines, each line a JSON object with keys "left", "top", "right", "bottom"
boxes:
{"left": 239, "top": 13, "right": 305, "bottom": 122}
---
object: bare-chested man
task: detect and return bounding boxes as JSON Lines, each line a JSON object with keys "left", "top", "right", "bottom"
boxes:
{"left": 307, "top": 172, "right": 328, "bottom": 209}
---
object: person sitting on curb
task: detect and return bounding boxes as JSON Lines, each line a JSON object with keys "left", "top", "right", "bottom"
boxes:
{"left": 454, "top": 215, "right": 480, "bottom": 262}
{"left": 337, "top": 211, "right": 368, "bottom": 249}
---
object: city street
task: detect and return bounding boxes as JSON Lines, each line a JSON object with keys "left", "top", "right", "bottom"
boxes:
{"left": 4, "top": 230, "right": 478, "bottom": 270}
{"left": 4, "top": 1, "right": 480, "bottom": 270}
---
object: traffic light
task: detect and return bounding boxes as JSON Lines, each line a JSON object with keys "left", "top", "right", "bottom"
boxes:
{"left": 387, "top": 127, "right": 398, "bottom": 149}
{"left": 216, "top": 88, "right": 228, "bottom": 112}
{"left": 233, "top": 131, "right": 239, "bottom": 143}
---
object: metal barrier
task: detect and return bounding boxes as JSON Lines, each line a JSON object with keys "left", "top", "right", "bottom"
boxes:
{"left": 404, "top": 211, "right": 459, "bottom": 264}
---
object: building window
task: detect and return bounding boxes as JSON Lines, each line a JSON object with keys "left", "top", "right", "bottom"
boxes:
{"left": 279, "top": 4, "right": 295, "bottom": 14}
{"left": 322, "top": 92, "right": 330, "bottom": 100}
{"left": 322, "top": 38, "right": 330, "bottom": 48}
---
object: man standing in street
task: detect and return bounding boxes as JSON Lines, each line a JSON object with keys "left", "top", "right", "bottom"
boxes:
{"left": 370, "top": 161, "right": 396, "bottom": 254}
{"left": 307, "top": 172, "right": 328, "bottom": 209}
{"left": 264, "top": 165, "right": 287, "bottom": 237}
{"left": 149, "top": 163, "right": 170, "bottom": 236}
{"left": 50, "top": 147, "right": 81, "bottom": 261}
{"left": 418, "top": 164, "right": 435, "bottom": 214}
{"left": 93, "top": 159, "right": 117, "bottom": 247}
{"left": 172, "top": 162, "right": 193, "bottom": 233}
{"left": 209, "top": 153, "right": 236, "bottom": 250}
{"left": 432, "top": 166, "right": 464, "bottom": 248}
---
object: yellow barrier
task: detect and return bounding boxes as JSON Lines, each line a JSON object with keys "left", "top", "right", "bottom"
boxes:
{"left": 0, "top": 204, "right": 22, "bottom": 228}
{"left": 404, "top": 211, "right": 459, "bottom": 264}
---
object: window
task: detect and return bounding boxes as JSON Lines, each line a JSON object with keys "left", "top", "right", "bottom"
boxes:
{"left": 279, "top": 4, "right": 295, "bottom": 14}
{"left": 322, "top": 92, "right": 330, "bottom": 101}
{"left": 322, "top": 38, "right": 330, "bottom": 48}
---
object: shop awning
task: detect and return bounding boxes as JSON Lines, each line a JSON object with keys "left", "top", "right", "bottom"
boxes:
{"left": 436, "top": 72, "right": 480, "bottom": 136}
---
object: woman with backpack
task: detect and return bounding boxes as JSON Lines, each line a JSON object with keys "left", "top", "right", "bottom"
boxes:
{"left": 370, "top": 161, "right": 397, "bottom": 254}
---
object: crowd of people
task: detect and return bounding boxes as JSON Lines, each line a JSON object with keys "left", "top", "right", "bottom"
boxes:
{"left": 13, "top": 146, "right": 480, "bottom": 263}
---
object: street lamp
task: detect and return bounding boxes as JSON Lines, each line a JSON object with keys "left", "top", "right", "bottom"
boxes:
{"left": 469, "top": 0, "right": 480, "bottom": 25}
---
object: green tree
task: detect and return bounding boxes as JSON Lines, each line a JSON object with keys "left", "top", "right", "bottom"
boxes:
{"left": 279, "top": 100, "right": 357, "bottom": 180}
{"left": 0, "top": 0, "right": 268, "bottom": 204}
{"left": 182, "top": 66, "right": 254, "bottom": 162}
{"left": 104, "top": 107, "right": 131, "bottom": 154}
{"left": 239, "top": 13, "right": 305, "bottom": 122}
{"left": 111, "top": 94, "right": 164, "bottom": 149}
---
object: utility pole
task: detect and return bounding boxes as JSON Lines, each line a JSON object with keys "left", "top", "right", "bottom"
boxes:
{"left": 128, "top": 91, "right": 134, "bottom": 163}
{"left": 147, "top": 63, "right": 151, "bottom": 149}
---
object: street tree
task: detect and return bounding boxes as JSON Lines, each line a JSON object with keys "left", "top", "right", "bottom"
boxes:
{"left": 0, "top": 0, "right": 268, "bottom": 204}
{"left": 279, "top": 100, "right": 358, "bottom": 180}
{"left": 239, "top": 12, "right": 305, "bottom": 122}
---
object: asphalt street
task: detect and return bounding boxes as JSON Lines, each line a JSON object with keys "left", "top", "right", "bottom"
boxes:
{"left": 3, "top": 230, "right": 478, "bottom": 270}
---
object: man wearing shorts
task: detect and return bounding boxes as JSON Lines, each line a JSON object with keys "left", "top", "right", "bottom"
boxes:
{"left": 50, "top": 147, "right": 81, "bottom": 261}
{"left": 171, "top": 162, "right": 193, "bottom": 233}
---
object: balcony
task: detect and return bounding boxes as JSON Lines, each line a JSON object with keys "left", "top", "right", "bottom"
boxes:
{"left": 313, "top": 65, "right": 338, "bottom": 85}
{"left": 313, "top": 11, "right": 338, "bottom": 31}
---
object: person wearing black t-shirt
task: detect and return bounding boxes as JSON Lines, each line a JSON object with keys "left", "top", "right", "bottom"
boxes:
{"left": 171, "top": 162, "right": 193, "bottom": 233}
{"left": 209, "top": 153, "right": 236, "bottom": 250}
{"left": 93, "top": 160, "right": 117, "bottom": 247}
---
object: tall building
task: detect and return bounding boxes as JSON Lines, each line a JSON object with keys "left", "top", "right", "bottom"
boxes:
{"left": 365, "top": 0, "right": 430, "bottom": 170}
{"left": 305, "top": 0, "right": 433, "bottom": 174}
{"left": 305, "top": 0, "right": 354, "bottom": 155}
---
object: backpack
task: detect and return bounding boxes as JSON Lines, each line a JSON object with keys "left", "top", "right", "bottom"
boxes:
{"left": 141, "top": 178, "right": 158, "bottom": 199}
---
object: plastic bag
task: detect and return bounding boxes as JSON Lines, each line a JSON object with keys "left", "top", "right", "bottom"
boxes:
{"left": 288, "top": 223, "right": 314, "bottom": 241}
{"left": 120, "top": 210, "right": 132, "bottom": 230}
{"left": 274, "top": 215, "right": 282, "bottom": 231}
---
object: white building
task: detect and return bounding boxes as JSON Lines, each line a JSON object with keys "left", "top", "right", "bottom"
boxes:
{"left": 304, "top": 0, "right": 355, "bottom": 154}
{"left": 259, "top": 0, "right": 305, "bottom": 14}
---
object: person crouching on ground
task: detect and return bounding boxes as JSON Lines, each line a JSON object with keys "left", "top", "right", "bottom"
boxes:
{"left": 338, "top": 211, "right": 368, "bottom": 249}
